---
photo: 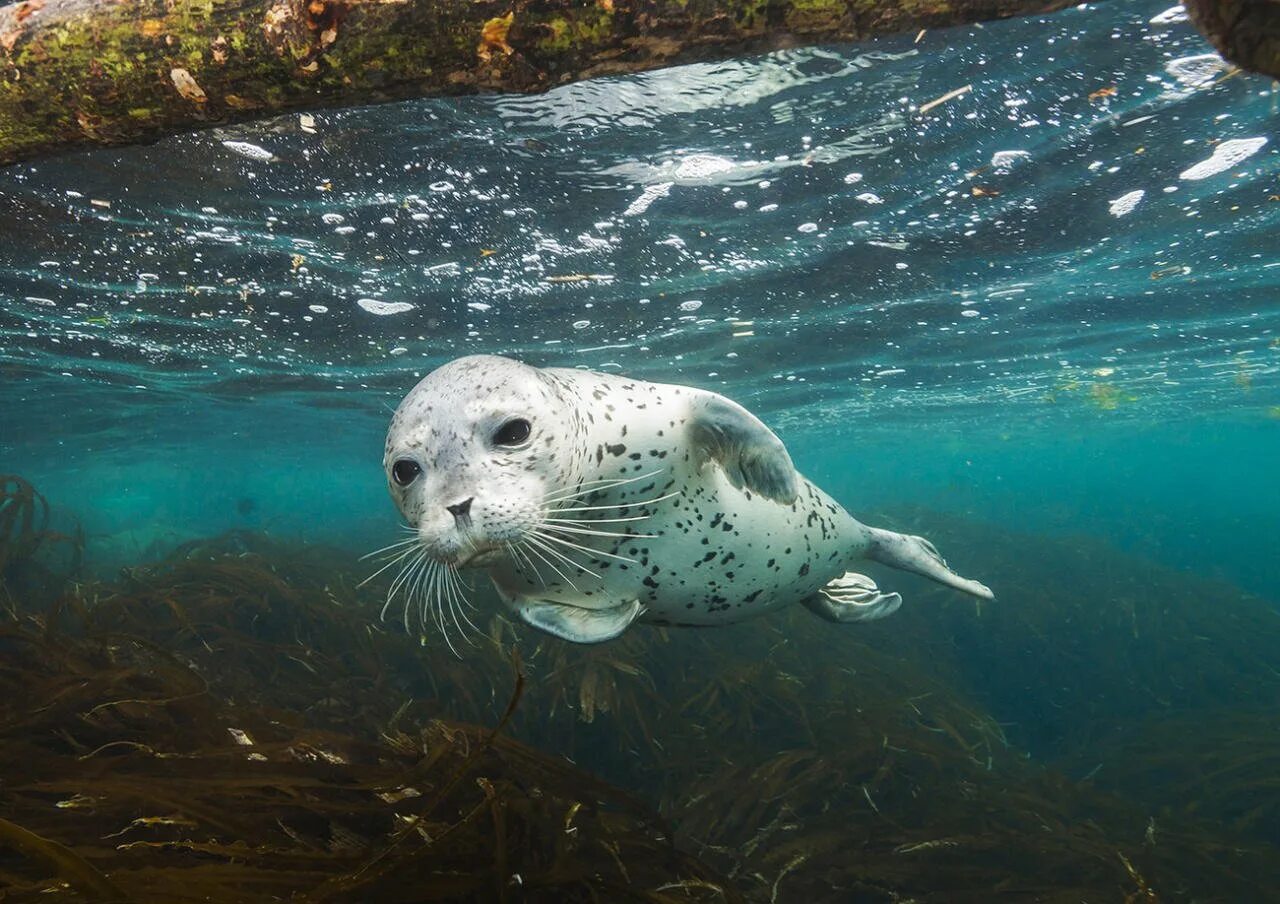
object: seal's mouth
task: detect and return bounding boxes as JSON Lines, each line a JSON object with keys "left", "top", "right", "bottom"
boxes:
{"left": 454, "top": 545, "right": 504, "bottom": 568}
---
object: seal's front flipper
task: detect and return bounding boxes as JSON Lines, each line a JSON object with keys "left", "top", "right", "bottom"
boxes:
{"left": 803, "top": 572, "right": 903, "bottom": 623}
{"left": 866, "top": 527, "right": 994, "bottom": 600}
{"left": 687, "top": 391, "right": 799, "bottom": 504}
{"left": 515, "top": 597, "right": 643, "bottom": 644}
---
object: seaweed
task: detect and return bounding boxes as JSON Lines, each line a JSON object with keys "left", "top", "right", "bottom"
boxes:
{"left": 0, "top": 474, "right": 49, "bottom": 574}
{"left": 0, "top": 528, "right": 733, "bottom": 903}
{"left": 0, "top": 474, "right": 82, "bottom": 611}
{"left": 2, "top": 480, "right": 1280, "bottom": 901}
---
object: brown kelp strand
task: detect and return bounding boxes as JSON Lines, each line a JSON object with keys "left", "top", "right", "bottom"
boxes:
{"left": 1, "top": 480, "right": 1279, "bottom": 901}
{"left": 0, "top": 474, "right": 81, "bottom": 611}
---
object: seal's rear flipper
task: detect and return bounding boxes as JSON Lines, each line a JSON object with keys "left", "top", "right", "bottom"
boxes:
{"left": 804, "top": 572, "right": 902, "bottom": 623}
{"left": 515, "top": 597, "right": 643, "bottom": 644}
{"left": 866, "top": 527, "right": 994, "bottom": 600}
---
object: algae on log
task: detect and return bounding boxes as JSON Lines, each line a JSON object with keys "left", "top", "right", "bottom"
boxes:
{"left": 0, "top": 0, "right": 1087, "bottom": 167}
{"left": 1182, "top": 0, "right": 1280, "bottom": 82}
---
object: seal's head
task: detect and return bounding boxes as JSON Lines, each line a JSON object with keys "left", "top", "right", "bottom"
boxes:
{"left": 383, "top": 355, "right": 577, "bottom": 568}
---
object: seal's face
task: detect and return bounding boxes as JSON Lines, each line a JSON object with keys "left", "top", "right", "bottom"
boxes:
{"left": 383, "top": 355, "right": 574, "bottom": 567}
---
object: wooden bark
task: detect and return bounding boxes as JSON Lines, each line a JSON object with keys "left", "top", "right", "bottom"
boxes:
{"left": 1183, "top": 0, "right": 1280, "bottom": 81}
{"left": 0, "top": 0, "right": 1088, "bottom": 167}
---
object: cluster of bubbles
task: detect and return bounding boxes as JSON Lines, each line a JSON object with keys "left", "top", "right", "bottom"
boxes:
{"left": 0, "top": 0, "right": 1275, "bottom": 430}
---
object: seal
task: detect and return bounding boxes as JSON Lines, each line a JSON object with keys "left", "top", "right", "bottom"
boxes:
{"left": 378, "top": 355, "right": 993, "bottom": 646}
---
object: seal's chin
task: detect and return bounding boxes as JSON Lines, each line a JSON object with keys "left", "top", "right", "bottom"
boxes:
{"left": 454, "top": 545, "right": 504, "bottom": 568}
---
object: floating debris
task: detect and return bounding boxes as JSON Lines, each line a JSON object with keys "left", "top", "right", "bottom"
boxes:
{"left": 624, "top": 181, "right": 673, "bottom": 217}
{"left": 356, "top": 299, "right": 415, "bottom": 316}
{"left": 1165, "top": 53, "right": 1231, "bottom": 88}
{"left": 1180, "top": 137, "right": 1268, "bottom": 181}
{"left": 1109, "top": 189, "right": 1145, "bottom": 217}
{"left": 918, "top": 84, "right": 972, "bottom": 115}
{"left": 221, "top": 140, "right": 277, "bottom": 162}
{"left": 991, "top": 150, "right": 1031, "bottom": 173}
{"left": 544, "top": 274, "right": 612, "bottom": 284}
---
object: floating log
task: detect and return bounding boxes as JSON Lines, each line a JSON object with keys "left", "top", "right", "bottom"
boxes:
{"left": 1182, "top": 0, "right": 1280, "bottom": 82}
{"left": 2, "top": 0, "right": 1087, "bottom": 167}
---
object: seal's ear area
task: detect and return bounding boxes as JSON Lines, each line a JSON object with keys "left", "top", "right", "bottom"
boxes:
{"left": 687, "top": 391, "right": 800, "bottom": 505}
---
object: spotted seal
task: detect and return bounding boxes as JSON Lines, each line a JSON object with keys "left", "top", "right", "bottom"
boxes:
{"left": 379, "top": 355, "right": 992, "bottom": 646}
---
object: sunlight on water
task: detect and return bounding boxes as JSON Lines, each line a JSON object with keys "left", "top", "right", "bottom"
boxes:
{"left": 0, "top": 0, "right": 1276, "bottom": 441}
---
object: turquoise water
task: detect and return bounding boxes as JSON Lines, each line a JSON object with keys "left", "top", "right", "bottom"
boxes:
{"left": 2, "top": 0, "right": 1280, "bottom": 898}
{"left": 2, "top": 0, "right": 1276, "bottom": 594}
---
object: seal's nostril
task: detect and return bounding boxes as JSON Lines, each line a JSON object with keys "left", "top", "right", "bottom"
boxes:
{"left": 446, "top": 497, "right": 473, "bottom": 519}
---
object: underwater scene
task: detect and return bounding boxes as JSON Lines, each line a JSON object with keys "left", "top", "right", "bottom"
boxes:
{"left": 2, "top": 0, "right": 1279, "bottom": 900}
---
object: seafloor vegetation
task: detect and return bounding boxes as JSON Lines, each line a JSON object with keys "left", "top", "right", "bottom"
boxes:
{"left": 2, "top": 473, "right": 1279, "bottom": 902}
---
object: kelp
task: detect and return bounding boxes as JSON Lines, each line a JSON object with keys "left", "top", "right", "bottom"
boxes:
{"left": 0, "top": 619, "right": 734, "bottom": 902}
{"left": 1066, "top": 707, "right": 1280, "bottom": 845}
{"left": 0, "top": 529, "right": 733, "bottom": 903}
{"left": 0, "top": 474, "right": 81, "bottom": 610}
{"left": 0, "top": 474, "right": 49, "bottom": 573}
{"left": 2, "top": 482, "right": 1280, "bottom": 901}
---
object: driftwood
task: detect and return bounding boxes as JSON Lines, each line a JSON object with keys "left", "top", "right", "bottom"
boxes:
{"left": 1, "top": 0, "right": 1087, "bottom": 167}
{"left": 1183, "top": 0, "right": 1280, "bottom": 82}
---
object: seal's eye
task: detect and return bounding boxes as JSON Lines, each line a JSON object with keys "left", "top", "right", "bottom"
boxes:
{"left": 492, "top": 418, "right": 532, "bottom": 447}
{"left": 391, "top": 459, "right": 422, "bottom": 487}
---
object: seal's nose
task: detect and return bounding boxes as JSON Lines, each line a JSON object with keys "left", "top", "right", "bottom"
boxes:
{"left": 446, "top": 497, "right": 473, "bottom": 523}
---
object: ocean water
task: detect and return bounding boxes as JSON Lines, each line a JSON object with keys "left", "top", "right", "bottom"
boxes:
{"left": 1, "top": 0, "right": 1279, "bottom": 900}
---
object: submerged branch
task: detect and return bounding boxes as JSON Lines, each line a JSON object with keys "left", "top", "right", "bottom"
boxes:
{"left": 2, "top": 0, "right": 1085, "bottom": 167}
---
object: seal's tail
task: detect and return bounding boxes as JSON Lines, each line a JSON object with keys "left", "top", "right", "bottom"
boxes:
{"left": 864, "top": 527, "right": 994, "bottom": 600}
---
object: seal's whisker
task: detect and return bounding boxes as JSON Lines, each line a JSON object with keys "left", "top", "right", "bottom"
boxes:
{"left": 411, "top": 560, "right": 427, "bottom": 633}
{"left": 437, "top": 608, "right": 462, "bottom": 658}
{"left": 520, "top": 540, "right": 573, "bottom": 590}
{"left": 416, "top": 560, "right": 438, "bottom": 634}
{"left": 534, "top": 528, "right": 638, "bottom": 565}
{"left": 380, "top": 548, "right": 425, "bottom": 620}
{"left": 359, "top": 545, "right": 418, "bottom": 590}
{"left": 409, "top": 556, "right": 436, "bottom": 637}
{"left": 541, "top": 514, "right": 655, "bottom": 524}
{"left": 360, "top": 536, "right": 421, "bottom": 561}
{"left": 540, "top": 523, "right": 657, "bottom": 539}
{"left": 540, "top": 471, "right": 660, "bottom": 502}
{"left": 453, "top": 569, "right": 480, "bottom": 612}
{"left": 520, "top": 544, "right": 548, "bottom": 587}
{"left": 503, "top": 541, "right": 526, "bottom": 575}
{"left": 431, "top": 563, "right": 453, "bottom": 642}
{"left": 429, "top": 561, "right": 446, "bottom": 635}
{"left": 524, "top": 534, "right": 596, "bottom": 585}
{"left": 423, "top": 561, "right": 460, "bottom": 658}
{"left": 445, "top": 566, "right": 481, "bottom": 642}
{"left": 378, "top": 564, "right": 400, "bottom": 620}
{"left": 416, "top": 559, "right": 439, "bottom": 635}
{"left": 439, "top": 566, "right": 465, "bottom": 646}
{"left": 541, "top": 469, "right": 666, "bottom": 504}
{"left": 547, "top": 491, "right": 681, "bottom": 514}
{"left": 389, "top": 545, "right": 424, "bottom": 594}
{"left": 396, "top": 554, "right": 429, "bottom": 634}
{"left": 506, "top": 541, "right": 546, "bottom": 589}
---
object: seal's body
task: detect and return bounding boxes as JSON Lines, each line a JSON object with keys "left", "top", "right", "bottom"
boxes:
{"left": 382, "top": 355, "right": 992, "bottom": 644}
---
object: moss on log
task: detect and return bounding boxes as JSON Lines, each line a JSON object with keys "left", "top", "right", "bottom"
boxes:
{"left": 0, "top": 0, "right": 1089, "bottom": 167}
{"left": 1183, "top": 0, "right": 1280, "bottom": 82}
